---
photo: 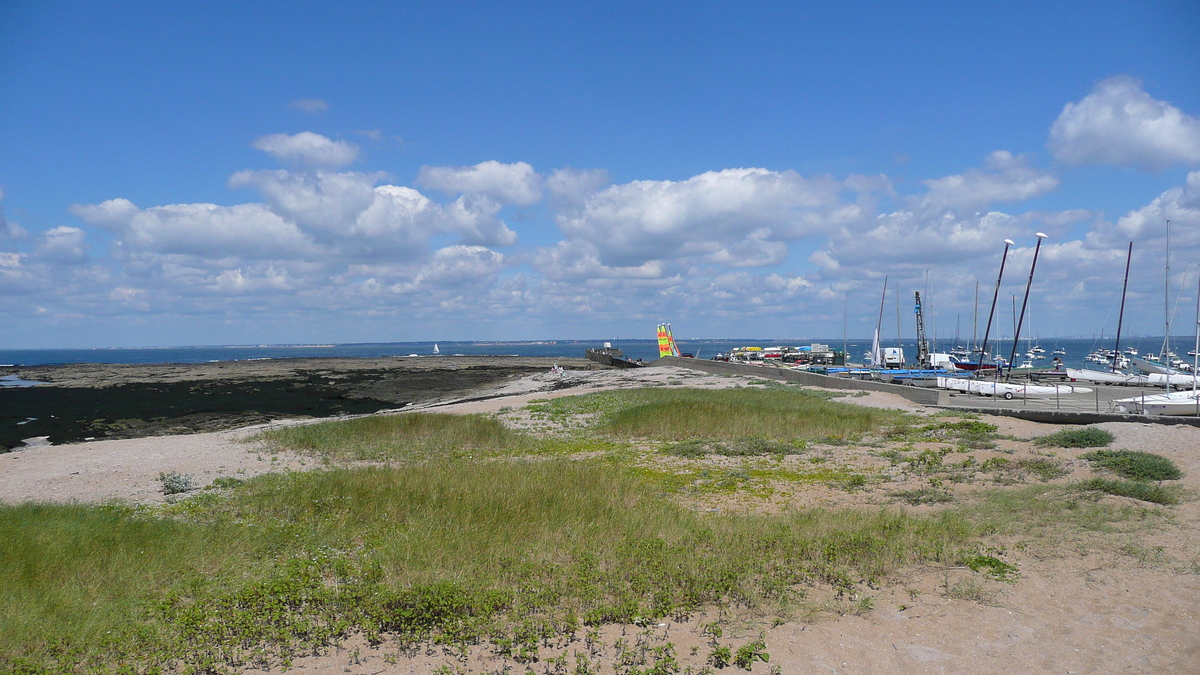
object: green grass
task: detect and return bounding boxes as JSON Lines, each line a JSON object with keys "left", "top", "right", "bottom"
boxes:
{"left": 1080, "top": 450, "right": 1183, "bottom": 482}
{"left": 3, "top": 462, "right": 984, "bottom": 672}
{"left": 1073, "top": 478, "right": 1181, "bottom": 505}
{"left": 0, "top": 503, "right": 257, "bottom": 672}
{"left": 1, "top": 388, "right": 1176, "bottom": 672}
{"left": 1034, "top": 427, "right": 1115, "bottom": 448}
{"left": 260, "top": 388, "right": 899, "bottom": 463}
{"left": 659, "top": 438, "right": 807, "bottom": 458}
{"left": 1011, "top": 457, "right": 1069, "bottom": 482}
{"left": 592, "top": 387, "right": 900, "bottom": 442}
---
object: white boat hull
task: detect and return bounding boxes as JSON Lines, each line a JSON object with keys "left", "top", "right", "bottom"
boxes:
{"left": 938, "top": 377, "right": 1091, "bottom": 399}
{"left": 1066, "top": 368, "right": 1151, "bottom": 386}
{"left": 1113, "top": 391, "right": 1200, "bottom": 415}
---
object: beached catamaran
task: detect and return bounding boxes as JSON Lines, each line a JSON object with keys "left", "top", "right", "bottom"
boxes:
{"left": 656, "top": 323, "right": 682, "bottom": 358}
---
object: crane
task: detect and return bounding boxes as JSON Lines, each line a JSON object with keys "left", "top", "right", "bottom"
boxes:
{"left": 914, "top": 291, "right": 930, "bottom": 368}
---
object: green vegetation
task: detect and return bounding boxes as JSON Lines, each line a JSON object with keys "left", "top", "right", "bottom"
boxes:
{"left": 1, "top": 387, "right": 1180, "bottom": 672}
{"left": 659, "top": 438, "right": 806, "bottom": 458}
{"left": 257, "top": 413, "right": 541, "bottom": 461}
{"left": 157, "top": 470, "right": 196, "bottom": 495}
{"left": 733, "top": 640, "right": 770, "bottom": 669}
{"left": 4, "top": 462, "right": 979, "bottom": 672}
{"left": 1073, "top": 478, "right": 1181, "bottom": 505}
{"left": 1011, "top": 457, "right": 1069, "bottom": 482}
{"left": 890, "top": 486, "right": 954, "bottom": 505}
{"left": 1080, "top": 450, "right": 1183, "bottom": 482}
{"left": 564, "top": 387, "right": 900, "bottom": 442}
{"left": 963, "top": 554, "right": 1019, "bottom": 581}
{"left": 1034, "top": 427, "right": 1115, "bottom": 448}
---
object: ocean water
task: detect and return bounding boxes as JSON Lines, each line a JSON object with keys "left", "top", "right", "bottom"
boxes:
{"left": 0, "top": 336, "right": 1194, "bottom": 370}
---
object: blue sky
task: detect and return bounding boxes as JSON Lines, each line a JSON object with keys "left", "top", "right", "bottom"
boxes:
{"left": 2, "top": 1, "right": 1200, "bottom": 347}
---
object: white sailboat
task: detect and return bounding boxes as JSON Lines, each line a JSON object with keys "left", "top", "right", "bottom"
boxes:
{"left": 938, "top": 376, "right": 1091, "bottom": 399}
{"left": 1113, "top": 390, "right": 1200, "bottom": 415}
{"left": 433, "top": 343, "right": 440, "bottom": 355}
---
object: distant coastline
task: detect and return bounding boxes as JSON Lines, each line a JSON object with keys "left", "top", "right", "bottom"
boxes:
{"left": 1, "top": 335, "right": 1193, "bottom": 367}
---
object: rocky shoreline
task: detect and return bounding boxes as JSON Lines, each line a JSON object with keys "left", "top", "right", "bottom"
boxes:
{"left": 0, "top": 356, "right": 602, "bottom": 450}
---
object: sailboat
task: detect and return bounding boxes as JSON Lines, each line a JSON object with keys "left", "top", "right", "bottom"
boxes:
{"left": 433, "top": 343, "right": 440, "bottom": 355}
{"left": 1068, "top": 242, "right": 1153, "bottom": 386}
{"left": 954, "top": 240, "right": 1014, "bottom": 371}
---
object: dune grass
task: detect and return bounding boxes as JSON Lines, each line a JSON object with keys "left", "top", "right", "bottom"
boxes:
{"left": 1080, "top": 450, "right": 1183, "bottom": 482}
{"left": 587, "top": 387, "right": 900, "bottom": 442}
{"left": 1034, "top": 427, "right": 1114, "bottom": 448}
{"left": 0, "top": 503, "right": 258, "bottom": 672}
{"left": 4, "top": 461, "right": 981, "bottom": 672}
{"left": 259, "top": 387, "right": 901, "bottom": 462}
{"left": 2, "top": 387, "right": 1174, "bottom": 672}
{"left": 1073, "top": 478, "right": 1181, "bottom": 505}
{"left": 256, "top": 412, "right": 546, "bottom": 461}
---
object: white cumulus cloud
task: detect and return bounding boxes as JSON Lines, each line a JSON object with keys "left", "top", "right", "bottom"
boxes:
{"left": 252, "top": 132, "right": 359, "bottom": 169}
{"left": 1048, "top": 76, "right": 1200, "bottom": 171}
{"left": 922, "top": 151, "right": 1059, "bottom": 210}
{"left": 555, "top": 168, "right": 852, "bottom": 268}
{"left": 33, "top": 226, "right": 88, "bottom": 264}
{"left": 71, "top": 199, "right": 317, "bottom": 259}
{"left": 545, "top": 168, "right": 611, "bottom": 205}
{"left": 417, "top": 160, "right": 543, "bottom": 205}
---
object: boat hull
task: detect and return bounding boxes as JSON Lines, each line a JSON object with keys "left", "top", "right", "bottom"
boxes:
{"left": 1065, "top": 368, "right": 1151, "bottom": 386}
{"left": 938, "top": 376, "right": 1090, "bottom": 399}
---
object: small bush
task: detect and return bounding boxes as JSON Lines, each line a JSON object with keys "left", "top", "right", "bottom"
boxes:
{"left": 962, "top": 554, "right": 1019, "bottom": 581}
{"left": 734, "top": 640, "right": 770, "bottom": 669}
{"left": 1074, "top": 478, "right": 1179, "bottom": 505}
{"left": 979, "top": 457, "right": 1010, "bottom": 472}
{"left": 157, "top": 471, "right": 196, "bottom": 495}
{"left": 1080, "top": 450, "right": 1183, "bottom": 482}
{"left": 1034, "top": 427, "right": 1114, "bottom": 448}
{"left": 206, "top": 476, "right": 245, "bottom": 490}
{"left": 891, "top": 487, "right": 953, "bottom": 505}
{"left": 1012, "top": 457, "right": 1069, "bottom": 482}
{"left": 708, "top": 645, "right": 732, "bottom": 669}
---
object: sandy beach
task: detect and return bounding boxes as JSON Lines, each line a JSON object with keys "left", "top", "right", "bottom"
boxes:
{"left": 3, "top": 361, "right": 1198, "bottom": 673}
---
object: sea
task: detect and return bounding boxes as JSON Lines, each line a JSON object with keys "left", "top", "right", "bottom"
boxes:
{"left": 1, "top": 336, "right": 1195, "bottom": 370}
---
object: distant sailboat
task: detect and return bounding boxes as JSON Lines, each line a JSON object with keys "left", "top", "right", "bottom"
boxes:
{"left": 433, "top": 343, "right": 440, "bottom": 355}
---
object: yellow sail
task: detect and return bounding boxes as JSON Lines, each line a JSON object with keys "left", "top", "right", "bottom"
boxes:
{"left": 657, "top": 323, "right": 682, "bottom": 357}
{"left": 657, "top": 324, "right": 673, "bottom": 357}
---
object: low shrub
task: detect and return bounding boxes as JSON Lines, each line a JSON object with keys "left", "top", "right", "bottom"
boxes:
{"left": 1034, "top": 427, "right": 1114, "bottom": 448}
{"left": 1073, "top": 478, "right": 1179, "bottom": 505}
{"left": 1012, "top": 457, "right": 1069, "bottom": 482}
{"left": 158, "top": 471, "right": 197, "bottom": 495}
{"left": 1080, "top": 450, "right": 1182, "bottom": 482}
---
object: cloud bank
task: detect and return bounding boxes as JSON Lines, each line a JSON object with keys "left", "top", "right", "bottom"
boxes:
{"left": 3, "top": 76, "right": 1199, "bottom": 344}
{"left": 1049, "top": 76, "right": 1200, "bottom": 171}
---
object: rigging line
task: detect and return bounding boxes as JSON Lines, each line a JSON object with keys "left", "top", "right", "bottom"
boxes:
{"left": 1168, "top": 262, "right": 1194, "bottom": 341}
{"left": 1086, "top": 290, "right": 1125, "bottom": 355}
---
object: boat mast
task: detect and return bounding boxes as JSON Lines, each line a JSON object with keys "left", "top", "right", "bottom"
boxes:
{"left": 1164, "top": 219, "right": 1171, "bottom": 394}
{"left": 978, "top": 239, "right": 1015, "bottom": 368}
{"left": 1112, "top": 242, "right": 1133, "bottom": 372}
{"left": 842, "top": 294, "right": 848, "bottom": 367}
{"left": 926, "top": 270, "right": 937, "bottom": 355}
{"left": 1007, "top": 234, "right": 1047, "bottom": 380}
{"left": 972, "top": 279, "right": 979, "bottom": 354}
{"left": 873, "top": 276, "right": 888, "bottom": 367}
{"left": 895, "top": 282, "right": 902, "bottom": 361}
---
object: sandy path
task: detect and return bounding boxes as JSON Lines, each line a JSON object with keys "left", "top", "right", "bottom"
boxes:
{"left": 0, "top": 428, "right": 304, "bottom": 505}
